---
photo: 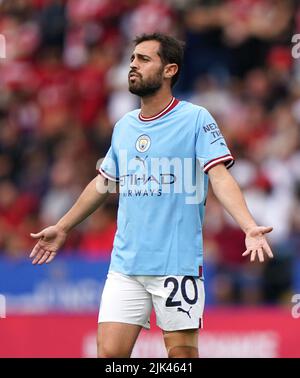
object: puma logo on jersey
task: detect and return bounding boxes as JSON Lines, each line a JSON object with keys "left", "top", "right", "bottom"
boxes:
{"left": 177, "top": 306, "right": 192, "bottom": 319}
{"left": 135, "top": 155, "right": 148, "bottom": 168}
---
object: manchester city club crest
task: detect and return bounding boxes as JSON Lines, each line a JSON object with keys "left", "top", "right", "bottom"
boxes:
{"left": 136, "top": 134, "right": 151, "bottom": 153}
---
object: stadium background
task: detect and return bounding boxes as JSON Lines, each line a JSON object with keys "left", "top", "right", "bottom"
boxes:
{"left": 0, "top": 0, "right": 299, "bottom": 357}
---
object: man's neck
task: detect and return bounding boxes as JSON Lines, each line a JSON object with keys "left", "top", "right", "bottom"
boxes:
{"left": 140, "top": 89, "right": 173, "bottom": 118}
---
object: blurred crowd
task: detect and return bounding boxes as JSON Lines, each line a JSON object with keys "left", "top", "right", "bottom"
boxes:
{"left": 0, "top": 0, "right": 299, "bottom": 305}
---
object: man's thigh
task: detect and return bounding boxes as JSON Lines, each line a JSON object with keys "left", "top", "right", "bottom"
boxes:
{"left": 163, "top": 329, "right": 199, "bottom": 358}
{"left": 97, "top": 322, "right": 142, "bottom": 358}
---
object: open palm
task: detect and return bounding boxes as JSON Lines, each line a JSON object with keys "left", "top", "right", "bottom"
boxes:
{"left": 242, "top": 226, "right": 274, "bottom": 263}
{"left": 29, "top": 225, "right": 67, "bottom": 265}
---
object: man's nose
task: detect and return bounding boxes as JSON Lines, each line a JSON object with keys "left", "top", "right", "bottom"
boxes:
{"left": 130, "top": 58, "right": 138, "bottom": 70}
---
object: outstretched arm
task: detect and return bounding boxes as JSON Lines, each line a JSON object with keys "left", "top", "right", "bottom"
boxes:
{"left": 208, "top": 164, "right": 273, "bottom": 262}
{"left": 30, "top": 174, "right": 115, "bottom": 265}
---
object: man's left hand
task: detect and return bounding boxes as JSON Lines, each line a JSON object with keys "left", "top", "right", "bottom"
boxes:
{"left": 242, "top": 226, "right": 274, "bottom": 263}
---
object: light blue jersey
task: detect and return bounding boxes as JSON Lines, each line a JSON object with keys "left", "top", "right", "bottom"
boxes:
{"left": 99, "top": 98, "right": 234, "bottom": 276}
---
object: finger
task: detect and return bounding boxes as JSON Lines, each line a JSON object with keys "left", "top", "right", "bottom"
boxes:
{"left": 242, "top": 249, "right": 251, "bottom": 257}
{"left": 29, "top": 243, "right": 43, "bottom": 259}
{"left": 253, "top": 226, "right": 273, "bottom": 235}
{"left": 250, "top": 250, "right": 256, "bottom": 262}
{"left": 30, "top": 231, "right": 44, "bottom": 239}
{"left": 260, "top": 226, "right": 273, "bottom": 234}
{"left": 45, "top": 252, "right": 57, "bottom": 264}
{"left": 263, "top": 242, "right": 274, "bottom": 258}
{"left": 37, "top": 250, "right": 51, "bottom": 265}
{"left": 32, "top": 248, "right": 47, "bottom": 265}
{"left": 257, "top": 248, "right": 264, "bottom": 263}
{"left": 249, "top": 226, "right": 273, "bottom": 236}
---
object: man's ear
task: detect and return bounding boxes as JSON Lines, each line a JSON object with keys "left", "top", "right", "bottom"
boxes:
{"left": 164, "top": 63, "right": 178, "bottom": 80}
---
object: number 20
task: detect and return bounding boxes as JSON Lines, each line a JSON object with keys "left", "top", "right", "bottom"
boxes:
{"left": 164, "top": 276, "right": 198, "bottom": 307}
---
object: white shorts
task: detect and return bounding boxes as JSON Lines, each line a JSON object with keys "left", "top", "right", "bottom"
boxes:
{"left": 98, "top": 271, "right": 205, "bottom": 331}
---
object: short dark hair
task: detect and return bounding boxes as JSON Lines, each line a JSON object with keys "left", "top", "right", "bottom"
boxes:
{"left": 133, "top": 33, "right": 185, "bottom": 88}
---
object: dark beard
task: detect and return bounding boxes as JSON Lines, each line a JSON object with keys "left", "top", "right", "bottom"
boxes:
{"left": 129, "top": 72, "right": 163, "bottom": 97}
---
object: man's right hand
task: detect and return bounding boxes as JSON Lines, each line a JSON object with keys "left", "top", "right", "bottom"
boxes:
{"left": 29, "top": 225, "right": 68, "bottom": 265}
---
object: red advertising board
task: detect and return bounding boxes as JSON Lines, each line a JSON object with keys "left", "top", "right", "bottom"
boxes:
{"left": 0, "top": 307, "right": 299, "bottom": 358}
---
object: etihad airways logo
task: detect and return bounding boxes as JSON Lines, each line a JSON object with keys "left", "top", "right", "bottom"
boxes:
{"left": 119, "top": 173, "right": 175, "bottom": 197}
{"left": 96, "top": 150, "right": 205, "bottom": 204}
{"left": 119, "top": 173, "right": 176, "bottom": 186}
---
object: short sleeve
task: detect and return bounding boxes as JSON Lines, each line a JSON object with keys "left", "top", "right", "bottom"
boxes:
{"left": 99, "top": 129, "right": 119, "bottom": 182}
{"left": 195, "top": 108, "right": 234, "bottom": 174}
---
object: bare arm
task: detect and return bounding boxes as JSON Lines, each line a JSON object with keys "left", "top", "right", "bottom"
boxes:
{"left": 208, "top": 164, "right": 273, "bottom": 262}
{"left": 56, "top": 175, "right": 112, "bottom": 233}
{"left": 29, "top": 174, "right": 116, "bottom": 264}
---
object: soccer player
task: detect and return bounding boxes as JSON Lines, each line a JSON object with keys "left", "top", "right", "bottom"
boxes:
{"left": 29, "top": 33, "right": 274, "bottom": 358}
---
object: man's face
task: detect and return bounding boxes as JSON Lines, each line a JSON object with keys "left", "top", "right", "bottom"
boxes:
{"left": 128, "top": 40, "right": 165, "bottom": 97}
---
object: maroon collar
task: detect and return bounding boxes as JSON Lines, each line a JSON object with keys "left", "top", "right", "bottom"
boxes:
{"left": 139, "top": 97, "right": 180, "bottom": 122}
